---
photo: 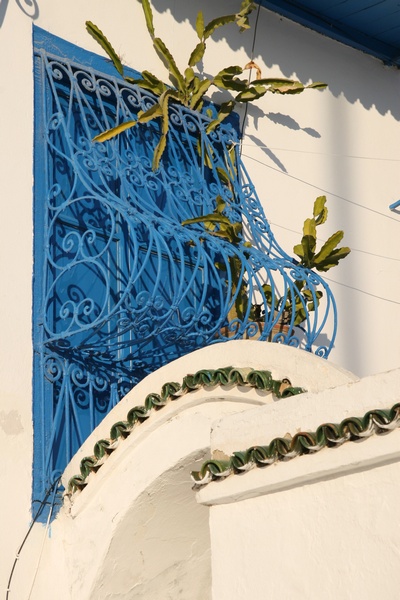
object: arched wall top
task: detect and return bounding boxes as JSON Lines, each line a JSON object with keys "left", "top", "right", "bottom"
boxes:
{"left": 62, "top": 341, "right": 357, "bottom": 494}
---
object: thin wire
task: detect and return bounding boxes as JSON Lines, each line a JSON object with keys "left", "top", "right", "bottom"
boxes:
{"left": 239, "top": 3, "right": 261, "bottom": 151}
{"left": 26, "top": 513, "right": 53, "bottom": 599}
{"left": 270, "top": 220, "right": 400, "bottom": 302}
{"left": 242, "top": 152, "right": 400, "bottom": 223}
{"left": 5, "top": 479, "right": 61, "bottom": 600}
{"left": 271, "top": 221, "right": 400, "bottom": 262}
{"left": 238, "top": 142, "right": 400, "bottom": 162}
{"left": 232, "top": 11, "right": 399, "bottom": 305}
{"left": 26, "top": 485, "right": 59, "bottom": 600}
{"left": 323, "top": 275, "right": 400, "bottom": 306}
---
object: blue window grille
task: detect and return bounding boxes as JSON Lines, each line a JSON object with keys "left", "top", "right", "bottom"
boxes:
{"left": 33, "top": 27, "right": 336, "bottom": 517}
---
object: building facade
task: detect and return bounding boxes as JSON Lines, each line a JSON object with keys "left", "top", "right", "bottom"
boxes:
{"left": 1, "top": 0, "right": 399, "bottom": 597}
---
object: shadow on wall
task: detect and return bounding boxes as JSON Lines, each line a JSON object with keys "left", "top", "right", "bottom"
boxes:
{"left": 150, "top": 0, "right": 400, "bottom": 119}
{"left": 92, "top": 457, "right": 212, "bottom": 600}
{"left": 0, "top": 0, "right": 39, "bottom": 27}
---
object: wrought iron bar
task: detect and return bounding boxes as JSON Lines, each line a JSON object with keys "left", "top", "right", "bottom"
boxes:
{"left": 33, "top": 31, "right": 337, "bottom": 517}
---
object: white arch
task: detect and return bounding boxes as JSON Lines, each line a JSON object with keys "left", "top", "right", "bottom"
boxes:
{"left": 26, "top": 342, "right": 356, "bottom": 599}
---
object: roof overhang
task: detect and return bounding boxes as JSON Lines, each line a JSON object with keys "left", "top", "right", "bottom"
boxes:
{"left": 257, "top": 1, "right": 400, "bottom": 67}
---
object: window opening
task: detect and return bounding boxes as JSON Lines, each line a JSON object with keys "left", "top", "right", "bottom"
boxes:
{"left": 33, "top": 28, "right": 336, "bottom": 518}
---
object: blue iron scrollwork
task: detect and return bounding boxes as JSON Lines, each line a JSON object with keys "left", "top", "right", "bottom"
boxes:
{"left": 33, "top": 29, "right": 337, "bottom": 516}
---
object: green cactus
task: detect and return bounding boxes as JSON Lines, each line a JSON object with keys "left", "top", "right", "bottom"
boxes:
{"left": 86, "top": 0, "right": 326, "bottom": 170}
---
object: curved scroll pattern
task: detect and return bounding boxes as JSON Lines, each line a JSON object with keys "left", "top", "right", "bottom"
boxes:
{"left": 33, "top": 39, "right": 337, "bottom": 511}
{"left": 41, "top": 52, "right": 336, "bottom": 359}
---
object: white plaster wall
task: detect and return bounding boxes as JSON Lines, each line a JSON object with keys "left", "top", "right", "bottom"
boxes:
{"left": 4, "top": 341, "right": 354, "bottom": 599}
{"left": 1, "top": 0, "right": 399, "bottom": 595}
{"left": 208, "top": 456, "right": 400, "bottom": 600}
{"left": 239, "top": 9, "right": 400, "bottom": 378}
{"left": 0, "top": 2, "right": 37, "bottom": 596}
{"left": 13, "top": 401, "right": 253, "bottom": 600}
{"left": 205, "top": 365, "right": 400, "bottom": 466}
{"left": 196, "top": 367, "right": 400, "bottom": 599}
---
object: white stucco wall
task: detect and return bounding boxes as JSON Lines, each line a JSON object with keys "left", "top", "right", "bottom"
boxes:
{"left": 197, "top": 367, "right": 400, "bottom": 600}
{"left": 0, "top": 0, "right": 399, "bottom": 596}
{"left": 4, "top": 342, "right": 355, "bottom": 599}
{"left": 207, "top": 455, "right": 400, "bottom": 600}
{"left": 0, "top": 2, "right": 37, "bottom": 596}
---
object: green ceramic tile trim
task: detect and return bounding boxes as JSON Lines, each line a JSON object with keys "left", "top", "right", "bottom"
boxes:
{"left": 191, "top": 402, "right": 400, "bottom": 485}
{"left": 67, "top": 366, "right": 305, "bottom": 493}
